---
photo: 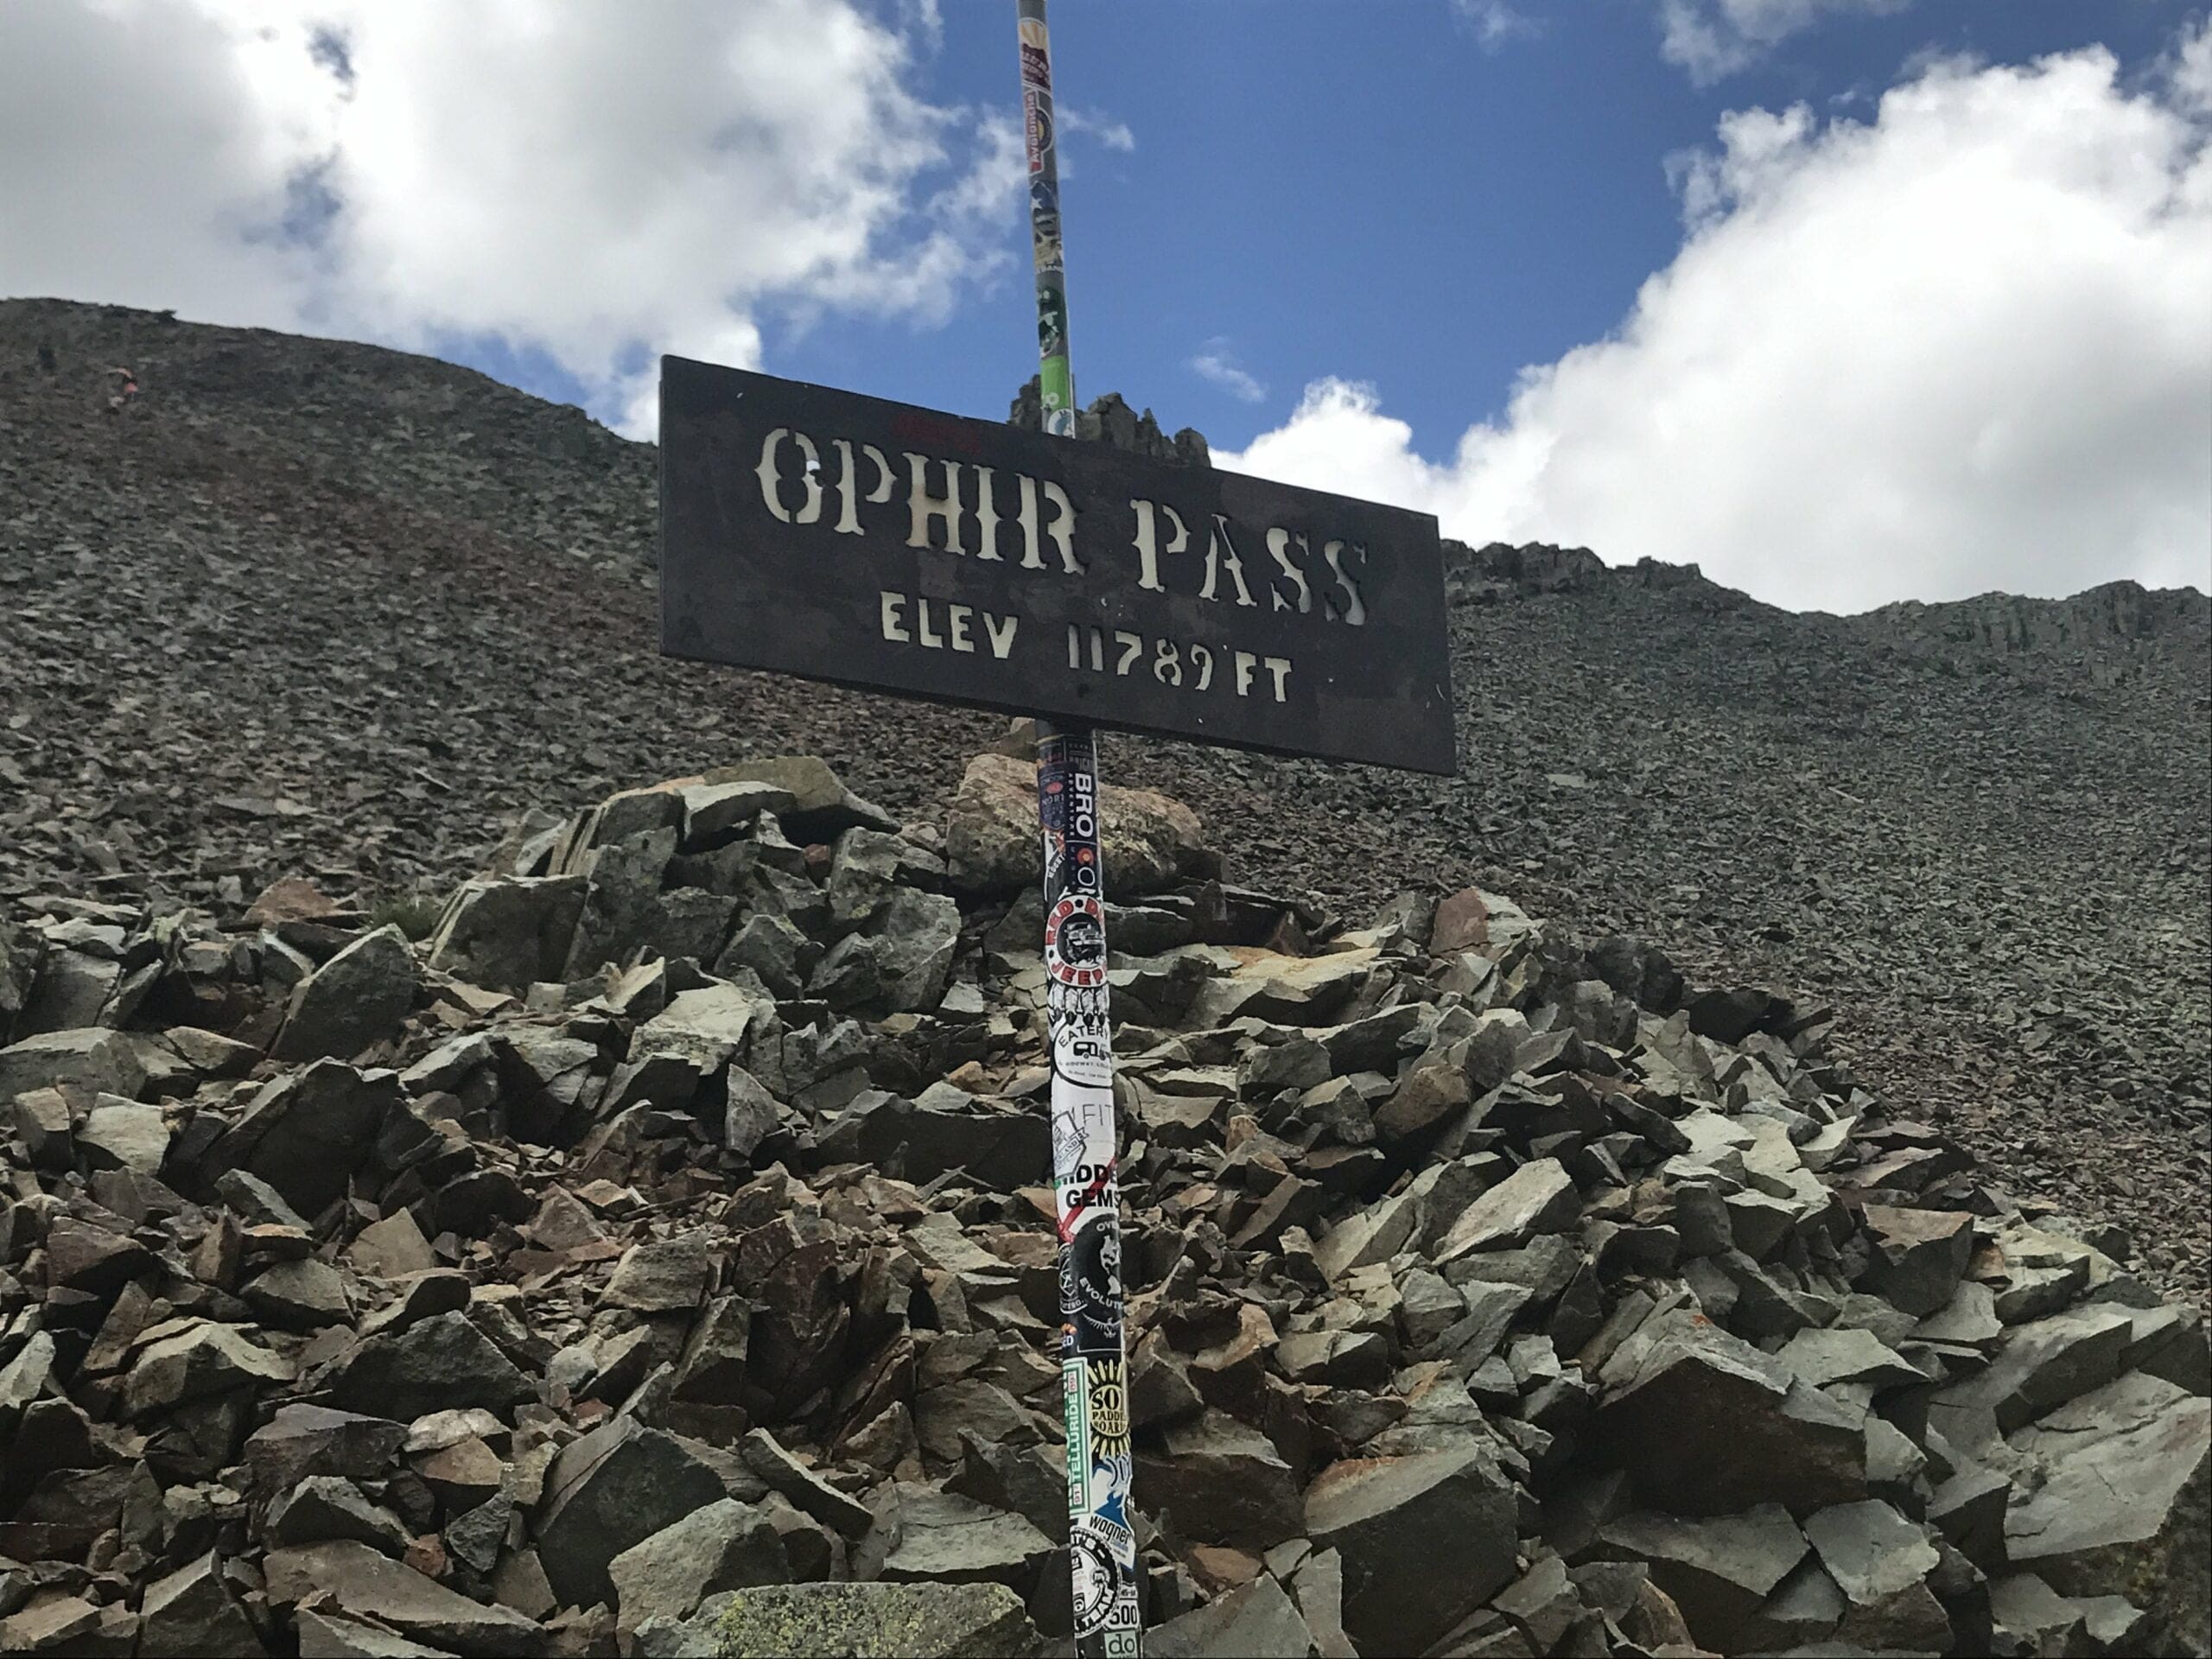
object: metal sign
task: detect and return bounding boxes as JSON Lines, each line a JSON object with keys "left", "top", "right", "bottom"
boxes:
{"left": 658, "top": 358, "right": 1457, "bottom": 775}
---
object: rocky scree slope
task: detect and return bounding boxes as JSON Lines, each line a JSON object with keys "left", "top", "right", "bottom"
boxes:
{"left": 1, "top": 752, "right": 2207, "bottom": 1656}
{"left": 1, "top": 298, "right": 2207, "bottom": 1310}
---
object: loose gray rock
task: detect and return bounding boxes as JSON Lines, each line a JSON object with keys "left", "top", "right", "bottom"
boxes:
{"left": 124, "top": 1320, "right": 296, "bottom": 1419}
{"left": 242, "top": 1257, "right": 353, "bottom": 1329}
{"left": 741, "top": 1428, "right": 875, "bottom": 1540}
{"left": 1598, "top": 1505, "right": 1808, "bottom": 1652}
{"left": 536, "top": 1416, "right": 728, "bottom": 1611}
{"left": 1148, "top": 1573, "right": 1317, "bottom": 1658}
{"left": 2004, "top": 1371, "right": 2210, "bottom": 1654}
{"left": 294, "top": 1610, "right": 449, "bottom": 1656}
{"left": 1136, "top": 1408, "right": 1305, "bottom": 1549}
{"left": 245, "top": 1405, "right": 410, "bottom": 1495}
{"left": 706, "top": 756, "right": 898, "bottom": 842}
{"left": 267, "top": 1475, "right": 412, "bottom": 1554}
{"left": 1589, "top": 1313, "right": 1868, "bottom": 1516}
{"left": 1857, "top": 1205, "right": 1976, "bottom": 1317}
{"left": 427, "top": 875, "right": 588, "bottom": 993}
{"left": 264, "top": 1540, "right": 546, "bottom": 1656}
{"left": 324, "top": 1311, "right": 534, "bottom": 1422}
{"left": 670, "top": 1582, "right": 1040, "bottom": 1659}
{"left": 808, "top": 887, "right": 959, "bottom": 1014}
{"left": 1304, "top": 1446, "right": 1517, "bottom": 1654}
{"left": 1433, "top": 1158, "right": 1580, "bottom": 1260}
{"left": 0, "top": 915, "right": 44, "bottom": 1044}
{"left": 0, "top": 1026, "right": 146, "bottom": 1102}
{"left": 1931, "top": 1303, "right": 2136, "bottom": 1434}
{"left": 205, "top": 1059, "right": 403, "bottom": 1218}
{"left": 76, "top": 1095, "right": 168, "bottom": 1173}
{"left": 945, "top": 752, "right": 1202, "bottom": 896}
{"left": 1802, "top": 1498, "right": 1942, "bottom": 1606}
{"left": 602, "top": 1231, "right": 712, "bottom": 1314}
{"left": 272, "top": 925, "right": 418, "bottom": 1061}
{"left": 878, "top": 1485, "right": 1052, "bottom": 1589}
{"left": 137, "top": 1550, "right": 266, "bottom": 1658}
{"left": 609, "top": 1498, "right": 788, "bottom": 1630}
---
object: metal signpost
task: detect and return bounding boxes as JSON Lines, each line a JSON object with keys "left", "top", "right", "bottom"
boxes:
{"left": 658, "top": 8, "right": 1452, "bottom": 1654}
{"left": 1017, "top": 6, "right": 1141, "bottom": 1650}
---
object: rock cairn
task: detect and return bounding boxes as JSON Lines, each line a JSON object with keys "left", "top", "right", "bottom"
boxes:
{"left": 2, "top": 753, "right": 2206, "bottom": 1657}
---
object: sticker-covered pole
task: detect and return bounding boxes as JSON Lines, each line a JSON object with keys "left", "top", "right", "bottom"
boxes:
{"left": 1020, "top": 0, "right": 1077, "bottom": 440}
{"left": 1020, "top": 3, "right": 1140, "bottom": 1654}
{"left": 1036, "top": 728, "right": 1136, "bottom": 1654}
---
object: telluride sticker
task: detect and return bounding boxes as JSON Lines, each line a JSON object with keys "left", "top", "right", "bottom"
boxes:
{"left": 659, "top": 358, "right": 1457, "bottom": 774}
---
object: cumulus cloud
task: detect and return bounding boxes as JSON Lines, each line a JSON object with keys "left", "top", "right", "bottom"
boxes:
{"left": 1190, "top": 339, "right": 1267, "bottom": 404}
{"left": 1060, "top": 107, "right": 1136, "bottom": 153}
{"left": 1452, "top": 1, "right": 1541, "bottom": 53}
{"left": 1218, "top": 33, "right": 2212, "bottom": 613}
{"left": 1659, "top": 0, "right": 1910, "bottom": 84}
{"left": 0, "top": 1, "right": 1022, "bottom": 435}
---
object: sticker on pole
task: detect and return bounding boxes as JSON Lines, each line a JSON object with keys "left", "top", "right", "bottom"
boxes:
{"left": 1069, "top": 1511, "right": 1137, "bottom": 1639}
{"left": 1044, "top": 893, "right": 1107, "bottom": 986}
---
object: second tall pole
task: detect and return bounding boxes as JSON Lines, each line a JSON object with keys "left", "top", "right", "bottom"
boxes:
{"left": 1018, "top": 4, "right": 1141, "bottom": 1655}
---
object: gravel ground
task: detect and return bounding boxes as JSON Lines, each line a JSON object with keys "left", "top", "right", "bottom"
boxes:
{"left": 4, "top": 297, "right": 2207, "bottom": 1301}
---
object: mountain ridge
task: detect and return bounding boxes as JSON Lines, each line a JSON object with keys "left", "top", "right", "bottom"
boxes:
{"left": 10, "top": 296, "right": 2203, "bottom": 632}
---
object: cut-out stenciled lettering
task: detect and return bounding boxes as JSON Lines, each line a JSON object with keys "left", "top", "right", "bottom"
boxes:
{"left": 1065, "top": 624, "right": 1288, "bottom": 702}
{"left": 880, "top": 591, "right": 1019, "bottom": 659}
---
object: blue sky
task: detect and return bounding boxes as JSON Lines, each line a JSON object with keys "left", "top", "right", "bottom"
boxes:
{"left": 722, "top": 2, "right": 2202, "bottom": 449}
{"left": 4, "top": 1, "right": 2208, "bottom": 609}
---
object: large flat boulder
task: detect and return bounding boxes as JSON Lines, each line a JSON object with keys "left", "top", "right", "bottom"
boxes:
{"left": 1596, "top": 1506, "right": 1807, "bottom": 1651}
{"left": 1433, "top": 1158, "right": 1580, "bottom": 1260}
{"left": 272, "top": 925, "right": 418, "bottom": 1061}
{"left": 0, "top": 1027, "right": 145, "bottom": 1103}
{"left": 1586, "top": 1313, "right": 1867, "bottom": 1516}
{"left": 1305, "top": 1446, "right": 1517, "bottom": 1655}
{"left": 264, "top": 1540, "right": 545, "bottom": 1656}
{"left": 322, "top": 1311, "right": 535, "bottom": 1423}
{"left": 653, "top": 1583, "right": 1039, "bottom": 1659}
{"left": 1147, "top": 1574, "right": 1318, "bottom": 1658}
{"left": 203, "top": 1060, "right": 403, "bottom": 1218}
{"left": 534, "top": 1416, "right": 728, "bottom": 1611}
{"left": 703, "top": 757, "right": 897, "bottom": 842}
{"left": 944, "top": 753, "right": 1203, "bottom": 897}
{"left": 427, "top": 875, "right": 587, "bottom": 993}
{"left": 608, "top": 1499, "right": 787, "bottom": 1631}
{"left": 1930, "top": 1304, "right": 2135, "bottom": 1435}
{"left": 2005, "top": 1371, "right": 2209, "bottom": 1655}
{"left": 1135, "top": 1408, "right": 1304, "bottom": 1549}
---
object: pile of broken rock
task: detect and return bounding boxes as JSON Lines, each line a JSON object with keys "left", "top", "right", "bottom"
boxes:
{"left": 2, "top": 753, "right": 2205, "bottom": 1658}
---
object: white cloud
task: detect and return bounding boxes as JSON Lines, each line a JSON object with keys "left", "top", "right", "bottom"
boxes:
{"left": 2170, "top": 14, "right": 2212, "bottom": 117}
{"left": 1060, "top": 107, "right": 1136, "bottom": 153}
{"left": 1219, "top": 33, "right": 2212, "bottom": 613}
{"left": 1659, "top": 0, "right": 1910, "bottom": 84}
{"left": 1452, "top": 1, "right": 1541, "bottom": 53}
{"left": 1191, "top": 339, "right": 1267, "bottom": 404}
{"left": 0, "top": 1, "right": 1020, "bottom": 436}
